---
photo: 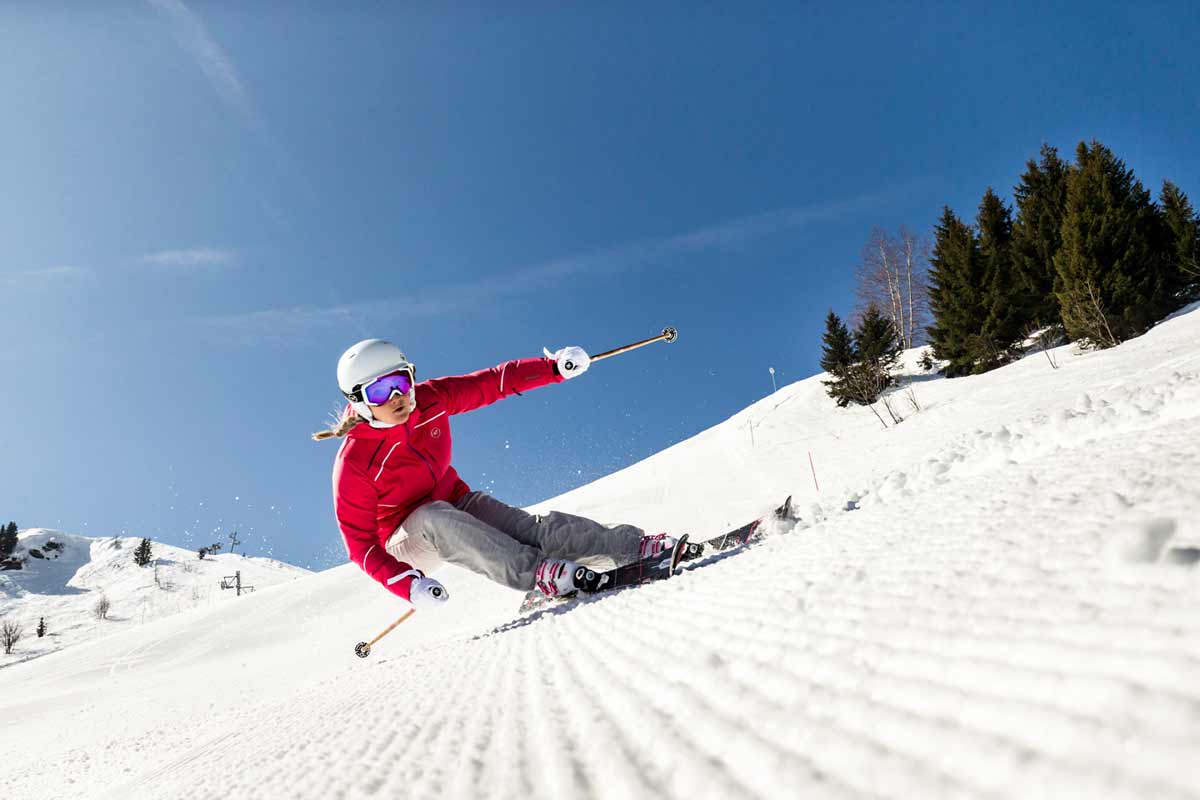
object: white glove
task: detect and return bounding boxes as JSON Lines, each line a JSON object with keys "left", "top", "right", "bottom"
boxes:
{"left": 409, "top": 576, "right": 449, "bottom": 609}
{"left": 544, "top": 345, "right": 591, "bottom": 379}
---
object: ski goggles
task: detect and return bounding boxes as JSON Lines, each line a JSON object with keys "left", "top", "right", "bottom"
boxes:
{"left": 349, "top": 367, "right": 415, "bottom": 406}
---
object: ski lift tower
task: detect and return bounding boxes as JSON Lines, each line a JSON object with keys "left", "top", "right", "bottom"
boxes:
{"left": 220, "top": 571, "right": 254, "bottom": 596}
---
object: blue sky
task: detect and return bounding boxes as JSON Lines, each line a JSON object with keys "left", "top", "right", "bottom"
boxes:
{"left": 2, "top": 1, "right": 1198, "bottom": 568}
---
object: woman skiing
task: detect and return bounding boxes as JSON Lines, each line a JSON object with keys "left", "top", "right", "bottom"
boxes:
{"left": 314, "top": 339, "right": 677, "bottom": 610}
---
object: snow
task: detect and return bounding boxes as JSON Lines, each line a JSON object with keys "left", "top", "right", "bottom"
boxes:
{"left": 1, "top": 532, "right": 310, "bottom": 668}
{"left": 2, "top": 306, "right": 1199, "bottom": 799}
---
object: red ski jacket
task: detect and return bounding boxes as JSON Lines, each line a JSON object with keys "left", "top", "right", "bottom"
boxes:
{"left": 331, "top": 356, "right": 564, "bottom": 601}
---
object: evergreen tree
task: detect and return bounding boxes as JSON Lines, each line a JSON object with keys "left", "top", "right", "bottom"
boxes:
{"left": 0, "top": 522, "right": 18, "bottom": 559}
{"left": 37, "top": 617, "right": 46, "bottom": 638}
{"left": 1159, "top": 180, "right": 1200, "bottom": 303}
{"left": 819, "top": 311, "right": 857, "bottom": 407}
{"left": 976, "top": 187, "right": 1021, "bottom": 368}
{"left": 1012, "top": 144, "right": 1070, "bottom": 328}
{"left": 133, "top": 538, "right": 154, "bottom": 567}
{"left": 819, "top": 307, "right": 901, "bottom": 408}
{"left": 1055, "top": 140, "right": 1172, "bottom": 347}
{"left": 854, "top": 304, "right": 903, "bottom": 384}
{"left": 926, "top": 206, "right": 984, "bottom": 376}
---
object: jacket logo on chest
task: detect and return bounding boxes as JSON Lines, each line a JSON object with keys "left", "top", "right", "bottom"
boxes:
{"left": 430, "top": 427, "right": 442, "bottom": 439}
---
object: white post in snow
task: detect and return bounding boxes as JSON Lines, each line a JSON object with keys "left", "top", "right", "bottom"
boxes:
{"left": 769, "top": 366, "right": 777, "bottom": 393}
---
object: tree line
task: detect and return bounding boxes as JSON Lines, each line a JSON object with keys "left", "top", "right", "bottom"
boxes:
{"left": 0, "top": 522, "right": 18, "bottom": 561}
{"left": 820, "top": 139, "right": 1200, "bottom": 412}
{"left": 929, "top": 140, "right": 1199, "bottom": 376}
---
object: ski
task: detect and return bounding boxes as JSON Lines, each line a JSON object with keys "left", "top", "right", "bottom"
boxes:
{"left": 516, "top": 496, "right": 799, "bottom": 615}
{"left": 517, "top": 534, "right": 690, "bottom": 615}
{"left": 674, "top": 495, "right": 797, "bottom": 565}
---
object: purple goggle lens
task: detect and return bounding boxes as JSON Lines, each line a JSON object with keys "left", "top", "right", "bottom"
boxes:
{"left": 362, "top": 370, "right": 413, "bottom": 405}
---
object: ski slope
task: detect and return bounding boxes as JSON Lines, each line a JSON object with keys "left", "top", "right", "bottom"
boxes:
{"left": 0, "top": 532, "right": 310, "bottom": 668}
{"left": 2, "top": 305, "right": 1199, "bottom": 800}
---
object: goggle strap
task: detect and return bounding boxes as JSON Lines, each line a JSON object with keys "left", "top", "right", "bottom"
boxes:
{"left": 343, "top": 365, "right": 415, "bottom": 404}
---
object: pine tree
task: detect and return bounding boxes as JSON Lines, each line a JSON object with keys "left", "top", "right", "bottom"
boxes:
{"left": 843, "top": 305, "right": 903, "bottom": 408}
{"left": 37, "top": 617, "right": 46, "bottom": 638}
{"left": 0, "top": 522, "right": 18, "bottom": 559}
{"left": 819, "top": 311, "right": 857, "bottom": 407}
{"left": 977, "top": 187, "right": 1021, "bottom": 369}
{"left": 1159, "top": 180, "right": 1200, "bottom": 303}
{"left": 1055, "top": 140, "right": 1172, "bottom": 347}
{"left": 926, "top": 206, "right": 984, "bottom": 376}
{"left": 133, "top": 538, "right": 154, "bottom": 567}
{"left": 1012, "top": 144, "right": 1070, "bottom": 328}
{"left": 855, "top": 304, "right": 903, "bottom": 378}
{"left": 819, "top": 307, "right": 901, "bottom": 408}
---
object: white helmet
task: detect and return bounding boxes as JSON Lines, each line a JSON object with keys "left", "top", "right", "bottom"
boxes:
{"left": 336, "top": 339, "right": 415, "bottom": 423}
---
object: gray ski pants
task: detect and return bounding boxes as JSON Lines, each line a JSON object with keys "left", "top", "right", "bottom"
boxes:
{"left": 385, "top": 491, "right": 645, "bottom": 591}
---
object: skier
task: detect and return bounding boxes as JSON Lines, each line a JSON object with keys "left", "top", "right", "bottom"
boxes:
{"left": 314, "top": 339, "right": 678, "bottom": 610}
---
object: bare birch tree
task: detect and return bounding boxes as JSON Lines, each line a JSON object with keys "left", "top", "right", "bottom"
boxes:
{"left": 854, "top": 226, "right": 930, "bottom": 349}
{"left": 1067, "top": 278, "right": 1119, "bottom": 349}
{"left": 3, "top": 618, "right": 24, "bottom": 654}
{"left": 1183, "top": 255, "right": 1200, "bottom": 280}
{"left": 93, "top": 595, "right": 111, "bottom": 621}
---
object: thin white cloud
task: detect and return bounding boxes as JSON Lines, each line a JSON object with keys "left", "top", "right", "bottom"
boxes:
{"left": 145, "top": 0, "right": 305, "bottom": 204}
{"left": 201, "top": 304, "right": 361, "bottom": 342}
{"left": 138, "top": 248, "right": 236, "bottom": 268}
{"left": 0, "top": 265, "right": 90, "bottom": 288}
{"left": 480, "top": 188, "right": 900, "bottom": 294}
{"left": 32, "top": 265, "right": 89, "bottom": 279}
{"left": 200, "top": 296, "right": 477, "bottom": 344}
{"left": 145, "top": 0, "right": 261, "bottom": 132}
{"left": 199, "top": 184, "right": 917, "bottom": 341}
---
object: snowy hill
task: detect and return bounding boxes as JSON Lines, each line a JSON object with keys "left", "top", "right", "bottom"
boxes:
{"left": 2, "top": 305, "right": 1198, "bottom": 800}
{"left": 0, "top": 531, "right": 310, "bottom": 667}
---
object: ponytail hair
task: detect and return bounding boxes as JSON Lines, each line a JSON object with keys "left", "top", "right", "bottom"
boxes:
{"left": 311, "top": 407, "right": 364, "bottom": 441}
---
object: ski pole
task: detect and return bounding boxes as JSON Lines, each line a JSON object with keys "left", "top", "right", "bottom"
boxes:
{"left": 550, "top": 326, "right": 679, "bottom": 372}
{"left": 354, "top": 608, "right": 415, "bottom": 658}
